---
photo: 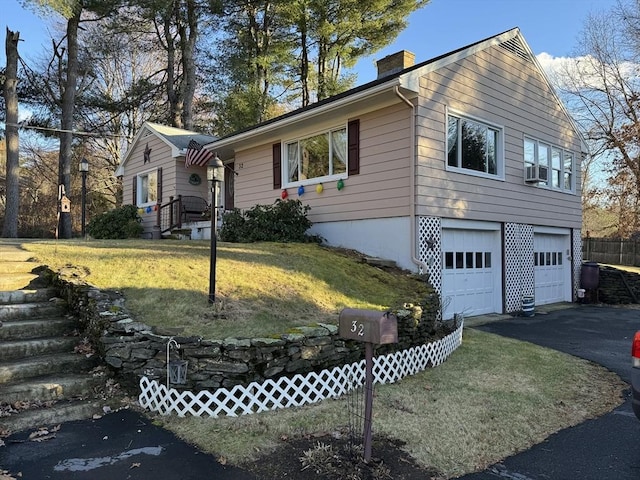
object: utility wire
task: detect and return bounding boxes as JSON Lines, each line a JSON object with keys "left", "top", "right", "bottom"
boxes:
{"left": 4, "top": 122, "right": 132, "bottom": 139}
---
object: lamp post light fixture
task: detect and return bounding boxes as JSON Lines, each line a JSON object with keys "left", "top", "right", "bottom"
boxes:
{"left": 79, "top": 158, "right": 89, "bottom": 238}
{"left": 207, "top": 154, "right": 224, "bottom": 304}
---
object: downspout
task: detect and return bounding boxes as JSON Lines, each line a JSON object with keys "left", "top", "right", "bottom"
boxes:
{"left": 394, "top": 86, "right": 430, "bottom": 273}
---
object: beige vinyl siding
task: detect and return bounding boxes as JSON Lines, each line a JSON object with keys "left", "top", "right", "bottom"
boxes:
{"left": 174, "top": 162, "right": 210, "bottom": 202}
{"left": 415, "top": 44, "right": 582, "bottom": 228}
{"left": 233, "top": 103, "right": 413, "bottom": 224}
{"left": 123, "top": 134, "right": 173, "bottom": 232}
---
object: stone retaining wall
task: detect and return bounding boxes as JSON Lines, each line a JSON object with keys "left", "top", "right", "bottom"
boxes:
{"left": 597, "top": 265, "right": 640, "bottom": 304}
{"left": 52, "top": 269, "right": 447, "bottom": 392}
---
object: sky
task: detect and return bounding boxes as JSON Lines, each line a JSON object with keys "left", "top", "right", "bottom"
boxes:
{"left": 2, "top": 0, "right": 620, "bottom": 85}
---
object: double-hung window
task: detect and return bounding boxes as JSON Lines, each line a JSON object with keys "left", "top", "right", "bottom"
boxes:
{"left": 284, "top": 127, "right": 347, "bottom": 186}
{"left": 524, "top": 137, "right": 574, "bottom": 192}
{"left": 447, "top": 113, "right": 502, "bottom": 177}
{"left": 137, "top": 170, "right": 158, "bottom": 206}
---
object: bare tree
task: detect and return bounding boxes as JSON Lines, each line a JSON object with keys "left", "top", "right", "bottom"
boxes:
{"left": 557, "top": 4, "right": 640, "bottom": 237}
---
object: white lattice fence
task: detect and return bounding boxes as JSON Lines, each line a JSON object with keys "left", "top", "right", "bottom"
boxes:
{"left": 139, "top": 322, "right": 464, "bottom": 418}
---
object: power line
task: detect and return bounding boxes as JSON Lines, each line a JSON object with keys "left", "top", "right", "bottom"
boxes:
{"left": 4, "top": 122, "right": 132, "bottom": 139}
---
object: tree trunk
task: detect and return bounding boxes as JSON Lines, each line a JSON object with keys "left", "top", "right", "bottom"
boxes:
{"left": 57, "top": 10, "right": 81, "bottom": 239}
{"left": 181, "top": 0, "right": 198, "bottom": 130}
{"left": 2, "top": 28, "right": 20, "bottom": 238}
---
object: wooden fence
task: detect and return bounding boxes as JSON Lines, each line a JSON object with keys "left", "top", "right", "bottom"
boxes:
{"left": 583, "top": 237, "right": 640, "bottom": 266}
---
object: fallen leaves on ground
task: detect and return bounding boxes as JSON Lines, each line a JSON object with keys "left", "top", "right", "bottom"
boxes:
{"left": 28, "top": 425, "right": 60, "bottom": 443}
{"left": 0, "top": 469, "right": 21, "bottom": 479}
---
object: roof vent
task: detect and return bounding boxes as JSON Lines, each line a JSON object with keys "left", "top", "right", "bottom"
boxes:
{"left": 376, "top": 50, "right": 415, "bottom": 79}
{"left": 498, "top": 37, "right": 529, "bottom": 61}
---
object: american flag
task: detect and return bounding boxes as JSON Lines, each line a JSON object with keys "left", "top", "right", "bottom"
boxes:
{"left": 185, "top": 139, "right": 214, "bottom": 168}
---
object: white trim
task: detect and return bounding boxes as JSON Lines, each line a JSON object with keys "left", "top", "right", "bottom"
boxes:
{"left": 533, "top": 226, "right": 570, "bottom": 235}
{"left": 204, "top": 80, "right": 402, "bottom": 151}
{"left": 441, "top": 219, "right": 501, "bottom": 230}
{"left": 445, "top": 107, "right": 505, "bottom": 180}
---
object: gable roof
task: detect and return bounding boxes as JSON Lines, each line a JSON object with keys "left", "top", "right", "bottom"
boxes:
{"left": 115, "top": 122, "right": 217, "bottom": 177}
{"left": 206, "top": 28, "right": 587, "bottom": 154}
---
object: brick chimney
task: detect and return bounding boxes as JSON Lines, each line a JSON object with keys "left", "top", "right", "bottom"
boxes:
{"left": 376, "top": 50, "right": 416, "bottom": 79}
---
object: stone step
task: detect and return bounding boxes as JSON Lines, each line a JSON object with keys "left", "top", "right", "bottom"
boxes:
{"left": 0, "top": 301, "right": 65, "bottom": 320}
{"left": 0, "top": 353, "right": 98, "bottom": 384}
{"left": 0, "top": 398, "right": 103, "bottom": 435}
{"left": 0, "top": 337, "right": 79, "bottom": 361}
{"left": 0, "top": 317, "right": 76, "bottom": 341}
{"left": 0, "top": 273, "right": 39, "bottom": 291}
{"left": 1, "top": 374, "right": 101, "bottom": 405}
{"left": 0, "top": 248, "right": 35, "bottom": 263}
{"left": 0, "top": 288, "right": 57, "bottom": 305}
{"left": 0, "top": 261, "right": 39, "bottom": 274}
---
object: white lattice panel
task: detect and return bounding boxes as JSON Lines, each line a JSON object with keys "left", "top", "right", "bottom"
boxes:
{"left": 572, "top": 230, "right": 583, "bottom": 300}
{"left": 418, "top": 217, "right": 442, "bottom": 293}
{"left": 139, "top": 322, "right": 464, "bottom": 418}
{"left": 504, "top": 223, "right": 534, "bottom": 313}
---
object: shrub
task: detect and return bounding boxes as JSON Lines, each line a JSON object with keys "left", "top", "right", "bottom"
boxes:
{"left": 86, "top": 204, "right": 144, "bottom": 239}
{"left": 219, "top": 199, "right": 320, "bottom": 243}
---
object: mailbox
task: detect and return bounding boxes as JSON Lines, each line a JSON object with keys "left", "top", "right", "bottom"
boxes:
{"left": 339, "top": 308, "right": 398, "bottom": 345}
{"left": 60, "top": 195, "right": 71, "bottom": 213}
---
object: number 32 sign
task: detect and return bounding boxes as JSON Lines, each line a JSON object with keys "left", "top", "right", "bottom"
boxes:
{"left": 338, "top": 308, "right": 398, "bottom": 345}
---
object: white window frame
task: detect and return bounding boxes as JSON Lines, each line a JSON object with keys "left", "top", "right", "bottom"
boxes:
{"left": 524, "top": 136, "right": 574, "bottom": 193}
{"left": 446, "top": 109, "right": 505, "bottom": 180}
{"left": 283, "top": 125, "right": 348, "bottom": 188}
{"left": 136, "top": 169, "right": 158, "bottom": 207}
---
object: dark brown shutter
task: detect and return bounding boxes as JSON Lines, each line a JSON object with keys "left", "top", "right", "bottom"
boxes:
{"left": 157, "top": 167, "right": 163, "bottom": 203}
{"left": 348, "top": 119, "right": 360, "bottom": 175}
{"left": 132, "top": 178, "right": 137, "bottom": 205}
{"left": 273, "top": 142, "right": 282, "bottom": 189}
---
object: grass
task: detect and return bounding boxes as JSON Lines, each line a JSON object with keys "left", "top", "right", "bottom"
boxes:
{"left": 20, "top": 239, "right": 430, "bottom": 338}
{"left": 158, "top": 329, "right": 624, "bottom": 478}
{"left": 15, "top": 239, "right": 627, "bottom": 477}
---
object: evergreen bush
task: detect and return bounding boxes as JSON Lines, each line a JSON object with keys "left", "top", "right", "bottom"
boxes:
{"left": 219, "top": 199, "right": 320, "bottom": 243}
{"left": 86, "top": 204, "right": 144, "bottom": 239}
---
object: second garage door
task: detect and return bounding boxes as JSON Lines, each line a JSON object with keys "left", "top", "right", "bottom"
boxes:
{"left": 534, "top": 232, "right": 571, "bottom": 305}
{"left": 441, "top": 227, "right": 502, "bottom": 319}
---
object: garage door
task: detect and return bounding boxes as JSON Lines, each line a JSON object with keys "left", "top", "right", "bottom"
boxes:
{"left": 534, "top": 233, "right": 571, "bottom": 305}
{"left": 442, "top": 228, "right": 501, "bottom": 319}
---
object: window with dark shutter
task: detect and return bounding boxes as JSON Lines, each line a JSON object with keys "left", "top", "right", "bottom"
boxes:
{"left": 157, "top": 167, "right": 163, "bottom": 203}
{"left": 348, "top": 119, "right": 360, "bottom": 175}
{"left": 132, "top": 179, "right": 137, "bottom": 206}
{"left": 273, "top": 143, "right": 282, "bottom": 189}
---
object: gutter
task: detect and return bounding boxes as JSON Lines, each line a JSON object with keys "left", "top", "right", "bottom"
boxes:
{"left": 394, "top": 86, "right": 430, "bottom": 274}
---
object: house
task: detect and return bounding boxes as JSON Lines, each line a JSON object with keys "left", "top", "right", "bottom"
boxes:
{"left": 115, "top": 122, "right": 232, "bottom": 239}
{"left": 200, "top": 28, "right": 586, "bottom": 319}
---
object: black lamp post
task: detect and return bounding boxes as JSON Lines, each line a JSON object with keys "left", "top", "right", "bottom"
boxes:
{"left": 207, "top": 154, "right": 224, "bottom": 304}
{"left": 79, "top": 158, "right": 89, "bottom": 238}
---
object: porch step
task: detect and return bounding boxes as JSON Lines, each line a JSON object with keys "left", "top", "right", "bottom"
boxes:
{"left": 0, "top": 353, "right": 98, "bottom": 384}
{"left": 0, "top": 317, "right": 76, "bottom": 340}
{"left": 0, "top": 337, "right": 79, "bottom": 361}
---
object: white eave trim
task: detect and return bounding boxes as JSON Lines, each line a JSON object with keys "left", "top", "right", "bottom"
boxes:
{"left": 205, "top": 78, "right": 406, "bottom": 150}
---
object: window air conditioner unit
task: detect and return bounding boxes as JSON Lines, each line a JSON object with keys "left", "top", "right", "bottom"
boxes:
{"left": 525, "top": 165, "right": 549, "bottom": 183}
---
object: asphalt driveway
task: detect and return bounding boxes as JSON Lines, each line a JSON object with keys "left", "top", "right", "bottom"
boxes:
{"left": 0, "top": 408, "right": 256, "bottom": 479}
{"left": 460, "top": 304, "right": 640, "bottom": 480}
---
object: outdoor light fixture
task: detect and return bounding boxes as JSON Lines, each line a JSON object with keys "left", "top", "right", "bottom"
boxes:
{"left": 207, "top": 154, "right": 224, "bottom": 304}
{"left": 79, "top": 158, "right": 89, "bottom": 238}
{"left": 166, "top": 338, "right": 188, "bottom": 386}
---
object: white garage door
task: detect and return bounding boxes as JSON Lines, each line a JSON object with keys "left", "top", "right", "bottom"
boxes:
{"left": 534, "top": 233, "right": 571, "bottom": 305}
{"left": 442, "top": 228, "right": 501, "bottom": 319}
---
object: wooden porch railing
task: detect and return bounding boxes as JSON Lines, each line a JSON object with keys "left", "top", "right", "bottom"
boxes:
{"left": 155, "top": 195, "right": 210, "bottom": 236}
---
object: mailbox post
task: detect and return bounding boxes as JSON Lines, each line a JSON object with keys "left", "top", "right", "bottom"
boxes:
{"left": 339, "top": 308, "right": 398, "bottom": 463}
